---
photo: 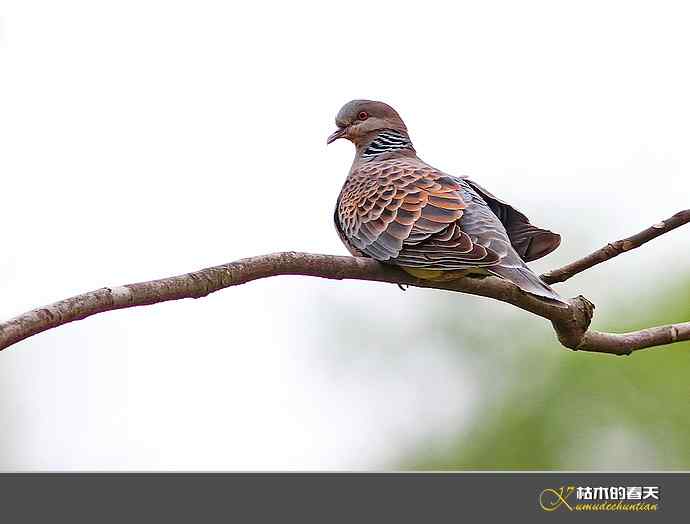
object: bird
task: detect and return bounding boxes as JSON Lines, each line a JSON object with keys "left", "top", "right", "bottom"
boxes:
{"left": 327, "top": 99, "right": 566, "bottom": 305}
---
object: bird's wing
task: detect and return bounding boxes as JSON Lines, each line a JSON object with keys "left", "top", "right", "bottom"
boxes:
{"left": 460, "top": 177, "right": 561, "bottom": 262}
{"left": 336, "top": 160, "right": 566, "bottom": 304}
{"left": 336, "top": 160, "right": 503, "bottom": 269}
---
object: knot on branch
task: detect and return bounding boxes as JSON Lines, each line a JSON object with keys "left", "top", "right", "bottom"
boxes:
{"left": 552, "top": 295, "right": 595, "bottom": 350}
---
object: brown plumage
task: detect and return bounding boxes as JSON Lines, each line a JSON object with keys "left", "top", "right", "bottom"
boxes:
{"left": 328, "top": 99, "right": 565, "bottom": 305}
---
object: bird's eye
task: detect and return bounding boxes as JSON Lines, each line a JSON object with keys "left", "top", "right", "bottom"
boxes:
{"left": 358, "top": 111, "right": 369, "bottom": 121}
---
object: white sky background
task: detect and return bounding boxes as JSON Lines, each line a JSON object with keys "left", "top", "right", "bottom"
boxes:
{"left": 0, "top": 0, "right": 689, "bottom": 470}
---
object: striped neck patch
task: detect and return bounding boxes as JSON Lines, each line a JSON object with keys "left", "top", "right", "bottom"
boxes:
{"left": 362, "top": 130, "right": 413, "bottom": 159}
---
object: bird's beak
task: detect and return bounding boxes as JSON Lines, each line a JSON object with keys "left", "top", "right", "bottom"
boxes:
{"left": 327, "top": 127, "right": 347, "bottom": 145}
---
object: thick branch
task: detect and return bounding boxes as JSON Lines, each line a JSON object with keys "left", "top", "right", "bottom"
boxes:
{"left": 1, "top": 211, "right": 689, "bottom": 355}
{"left": 541, "top": 209, "right": 690, "bottom": 284}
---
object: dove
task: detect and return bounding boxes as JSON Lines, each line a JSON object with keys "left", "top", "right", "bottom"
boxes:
{"left": 328, "top": 100, "right": 566, "bottom": 305}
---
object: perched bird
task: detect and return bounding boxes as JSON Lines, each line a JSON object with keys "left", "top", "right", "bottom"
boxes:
{"left": 328, "top": 100, "right": 566, "bottom": 305}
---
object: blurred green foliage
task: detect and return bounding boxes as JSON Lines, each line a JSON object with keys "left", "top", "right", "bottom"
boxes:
{"left": 404, "top": 280, "right": 690, "bottom": 470}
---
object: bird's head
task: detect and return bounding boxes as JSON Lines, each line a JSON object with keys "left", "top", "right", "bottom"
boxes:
{"left": 327, "top": 100, "right": 408, "bottom": 147}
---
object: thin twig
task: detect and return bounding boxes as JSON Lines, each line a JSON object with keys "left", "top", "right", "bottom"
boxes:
{"left": 541, "top": 209, "right": 690, "bottom": 284}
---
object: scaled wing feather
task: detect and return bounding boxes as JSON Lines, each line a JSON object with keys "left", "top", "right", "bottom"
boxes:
{"left": 337, "top": 160, "right": 502, "bottom": 269}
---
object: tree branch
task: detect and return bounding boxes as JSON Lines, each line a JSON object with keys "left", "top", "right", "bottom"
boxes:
{"left": 1, "top": 211, "right": 689, "bottom": 355}
{"left": 541, "top": 209, "right": 690, "bottom": 284}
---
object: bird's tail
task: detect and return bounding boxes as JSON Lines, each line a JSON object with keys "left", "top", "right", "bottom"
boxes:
{"left": 489, "top": 264, "right": 568, "bottom": 307}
